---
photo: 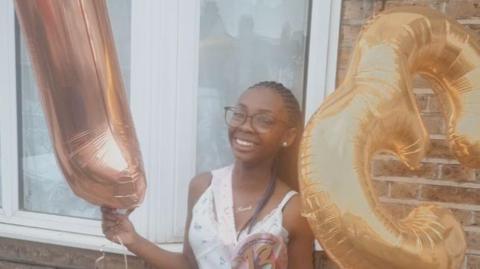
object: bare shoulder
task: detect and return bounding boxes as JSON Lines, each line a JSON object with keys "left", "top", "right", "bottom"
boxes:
{"left": 282, "top": 192, "right": 302, "bottom": 220}
{"left": 275, "top": 180, "right": 300, "bottom": 219}
{"left": 283, "top": 193, "right": 315, "bottom": 268}
{"left": 187, "top": 171, "right": 212, "bottom": 208}
{"left": 282, "top": 191, "right": 311, "bottom": 237}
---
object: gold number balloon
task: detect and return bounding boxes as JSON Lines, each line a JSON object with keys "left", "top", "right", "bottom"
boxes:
{"left": 14, "top": 0, "right": 146, "bottom": 209}
{"left": 300, "top": 7, "right": 479, "bottom": 269}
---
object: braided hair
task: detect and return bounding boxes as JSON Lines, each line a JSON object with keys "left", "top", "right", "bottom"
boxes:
{"left": 238, "top": 81, "right": 303, "bottom": 236}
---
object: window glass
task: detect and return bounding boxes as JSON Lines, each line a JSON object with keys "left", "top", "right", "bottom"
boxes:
{"left": 196, "top": 0, "right": 310, "bottom": 172}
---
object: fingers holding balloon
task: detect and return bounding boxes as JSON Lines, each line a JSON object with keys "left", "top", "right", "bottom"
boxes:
{"left": 102, "top": 217, "right": 124, "bottom": 244}
{"left": 101, "top": 209, "right": 137, "bottom": 246}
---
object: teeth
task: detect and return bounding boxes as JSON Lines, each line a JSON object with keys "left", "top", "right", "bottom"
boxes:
{"left": 236, "top": 138, "right": 254, "bottom": 147}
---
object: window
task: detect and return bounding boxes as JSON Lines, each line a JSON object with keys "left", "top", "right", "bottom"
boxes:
{"left": 0, "top": 0, "right": 341, "bottom": 252}
{"left": 165, "top": 0, "right": 341, "bottom": 242}
{"left": 196, "top": 0, "right": 310, "bottom": 173}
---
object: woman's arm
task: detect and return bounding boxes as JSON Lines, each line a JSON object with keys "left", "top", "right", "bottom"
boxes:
{"left": 102, "top": 172, "right": 212, "bottom": 269}
{"left": 283, "top": 195, "right": 315, "bottom": 269}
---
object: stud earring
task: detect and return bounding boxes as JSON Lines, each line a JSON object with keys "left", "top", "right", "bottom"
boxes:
{"left": 282, "top": 142, "right": 288, "bottom": 147}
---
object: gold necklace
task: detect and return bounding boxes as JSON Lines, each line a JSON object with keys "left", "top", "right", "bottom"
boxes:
{"left": 236, "top": 205, "right": 253, "bottom": 212}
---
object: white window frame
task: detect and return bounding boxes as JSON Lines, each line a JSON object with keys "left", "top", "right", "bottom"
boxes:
{"left": 0, "top": 0, "right": 341, "bottom": 254}
{"left": 304, "top": 0, "right": 342, "bottom": 120}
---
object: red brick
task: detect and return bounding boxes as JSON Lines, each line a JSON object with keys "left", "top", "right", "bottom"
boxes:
{"left": 341, "top": 0, "right": 376, "bottom": 21}
{"left": 390, "top": 182, "right": 419, "bottom": 199}
{"left": 337, "top": 46, "right": 354, "bottom": 72}
{"left": 372, "top": 159, "right": 439, "bottom": 178}
{"left": 373, "top": 180, "right": 389, "bottom": 197}
{"left": 441, "top": 164, "right": 476, "bottom": 181}
{"left": 467, "top": 231, "right": 480, "bottom": 251}
{"left": 336, "top": 68, "right": 348, "bottom": 86}
{"left": 464, "top": 24, "right": 480, "bottom": 42}
{"left": 0, "top": 237, "right": 146, "bottom": 268}
{"left": 0, "top": 261, "right": 54, "bottom": 269}
{"left": 383, "top": 0, "right": 447, "bottom": 11}
{"left": 414, "top": 93, "right": 429, "bottom": 112}
{"left": 426, "top": 138, "right": 455, "bottom": 159}
{"left": 380, "top": 203, "right": 414, "bottom": 219}
{"left": 421, "top": 113, "right": 447, "bottom": 135}
{"left": 445, "top": 1, "right": 480, "bottom": 19}
{"left": 380, "top": 206, "right": 473, "bottom": 226}
{"left": 473, "top": 212, "right": 480, "bottom": 227}
{"left": 467, "top": 254, "right": 480, "bottom": 269}
{"left": 380, "top": 203, "right": 471, "bottom": 226}
{"left": 413, "top": 75, "right": 434, "bottom": 89}
{"left": 338, "top": 24, "right": 362, "bottom": 48}
{"left": 421, "top": 185, "right": 480, "bottom": 204}
{"left": 428, "top": 94, "right": 444, "bottom": 113}
{"left": 450, "top": 209, "right": 474, "bottom": 226}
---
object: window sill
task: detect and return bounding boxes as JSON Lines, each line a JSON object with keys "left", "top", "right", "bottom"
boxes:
{"left": 0, "top": 222, "right": 182, "bottom": 255}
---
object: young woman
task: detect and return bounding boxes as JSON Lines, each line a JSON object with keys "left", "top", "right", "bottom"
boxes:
{"left": 102, "top": 81, "right": 314, "bottom": 268}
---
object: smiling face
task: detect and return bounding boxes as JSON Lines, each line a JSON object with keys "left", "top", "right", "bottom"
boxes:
{"left": 228, "top": 87, "right": 296, "bottom": 165}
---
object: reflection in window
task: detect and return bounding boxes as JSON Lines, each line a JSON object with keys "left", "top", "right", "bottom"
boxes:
{"left": 18, "top": 0, "right": 131, "bottom": 219}
{"left": 196, "top": 0, "right": 310, "bottom": 173}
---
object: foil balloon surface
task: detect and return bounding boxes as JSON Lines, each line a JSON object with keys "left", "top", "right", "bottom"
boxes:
{"left": 300, "top": 7, "right": 479, "bottom": 269}
{"left": 14, "top": 0, "right": 146, "bottom": 209}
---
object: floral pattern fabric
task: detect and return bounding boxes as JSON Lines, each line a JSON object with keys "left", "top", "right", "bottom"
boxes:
{"left": 189, "top": 165, "right": 296, "bottom": 269}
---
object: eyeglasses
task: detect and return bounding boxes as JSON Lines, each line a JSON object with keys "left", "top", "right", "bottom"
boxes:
{"left": 224, "top": 106, "right": 287, "bottom": 133}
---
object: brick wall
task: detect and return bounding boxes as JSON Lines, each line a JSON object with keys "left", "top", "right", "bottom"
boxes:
{"left": 2, "top": 1, "right": 479, "bottom": 269}
{"left": 331, "top": 1, "right": 480, "bottom": 268}
{"left": 0, "top": 237, "right": 146, "bottom": 269}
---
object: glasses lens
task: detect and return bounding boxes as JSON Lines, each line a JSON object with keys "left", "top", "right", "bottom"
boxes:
{"left": 253, "top": 113, "right": 276, "bottom": 133}
{"left": 225, "top": 108, "right": 246, "bottom": 127}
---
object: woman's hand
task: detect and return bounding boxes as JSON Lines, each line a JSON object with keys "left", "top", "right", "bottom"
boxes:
{"left": 101, "top": 206, "right": 139, "bottom": 247}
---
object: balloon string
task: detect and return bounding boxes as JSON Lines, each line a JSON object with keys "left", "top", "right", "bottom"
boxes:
{"left": 116, "top": 235, "right": 129, "bottom": 269}
{"left": 94, "top": 238, "right": 128, "bottom": 269}
{"left": 94, "top": 245, "right": 106, "bottom": 269}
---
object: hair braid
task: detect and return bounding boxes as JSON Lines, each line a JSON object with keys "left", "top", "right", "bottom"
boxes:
{"left": 248, "top": 81, "right": 302, "bottom": 128}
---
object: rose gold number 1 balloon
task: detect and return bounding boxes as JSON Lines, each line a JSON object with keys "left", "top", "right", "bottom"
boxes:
{"left": 300, "top": 7, "right": 478, "bottom": 269}
{"left": 14, "top": 0, "right": 146, "bottom": 209}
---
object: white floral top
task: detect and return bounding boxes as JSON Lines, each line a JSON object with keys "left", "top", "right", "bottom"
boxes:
{"left": 189, "top": 165, "right": 297, "bottom": 269}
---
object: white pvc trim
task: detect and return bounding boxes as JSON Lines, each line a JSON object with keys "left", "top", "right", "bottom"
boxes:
{"left": 326, "top": 0, "right": 342, "bottom": 97}
{"left": 0, "top": 0, "right": 18, "bottom": 217}
{"left": 127, "top": 0, "right": 154, "bottom": 241}
{"left": 0, "top": 222, "right": 182, "bottom": 255}
{"left": 129, "top": 0, "right": 189, "bottom": 243}
{"left": 304, "top": 0, "right": 343, "bottom": 121}
{"left": 172, "top": 0, "right": 200, "bottom": 240}
{"left": 0, "top": 211, "right": 101, "bottom": 236}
